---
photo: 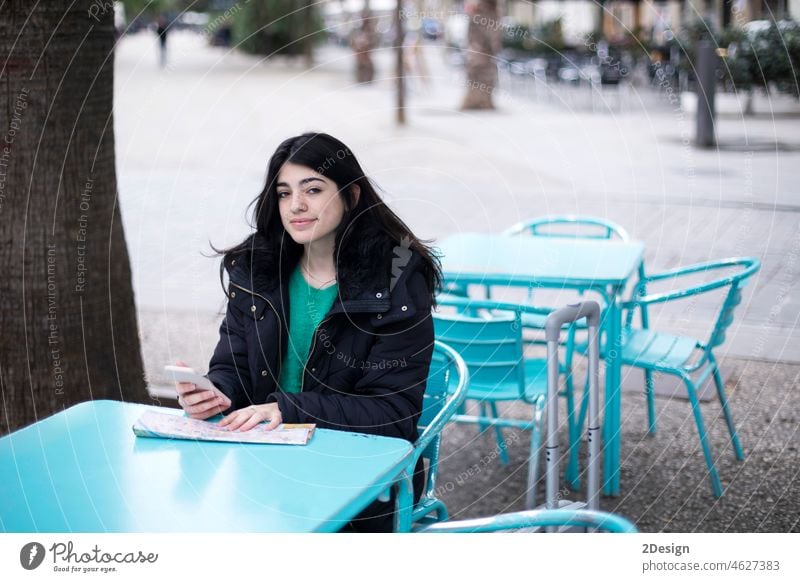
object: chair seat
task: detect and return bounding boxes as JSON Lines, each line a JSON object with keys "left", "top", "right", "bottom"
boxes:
{"left": 578, "top": 329, "right": 698, "bottom": 369}
{"left": 462, "top": 358, "right": 548, "bottom": 401}
{"left": 618, "top": 329, "right": 699, "bottom": 369}
{"left": 518, "top": 312, "right": 587, "bottom": 330}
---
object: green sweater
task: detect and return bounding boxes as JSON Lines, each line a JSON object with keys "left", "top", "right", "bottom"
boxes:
{"left": 278, "top": 265, "right": 338, "bottom": 394}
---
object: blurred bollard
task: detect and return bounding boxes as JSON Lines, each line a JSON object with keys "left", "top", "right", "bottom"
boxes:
{"left": 695, "top": 40, "right": 718, "bottom": 148}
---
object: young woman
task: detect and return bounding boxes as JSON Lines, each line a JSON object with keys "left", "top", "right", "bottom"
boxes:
{"left": 174, "top": 132, "right": 442, "bottom": 531}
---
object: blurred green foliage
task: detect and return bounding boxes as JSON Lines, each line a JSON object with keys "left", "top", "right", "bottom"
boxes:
{"left": 502, "top": 18, "right": 564, "bottom": 55}
{"left": 118, "top": 0, "right": 173, "bottom": 19}
{"left": 675, "top": 19, "right": 800, "bottom": 98}
{"left": 232, "top": 0, "right": 322, "bottom": 56}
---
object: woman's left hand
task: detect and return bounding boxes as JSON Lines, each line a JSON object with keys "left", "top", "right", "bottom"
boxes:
{"left": 218, "top": 403, "right": 282, "bottom": 432}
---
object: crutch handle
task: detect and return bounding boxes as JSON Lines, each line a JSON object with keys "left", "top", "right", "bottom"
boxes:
{"left": 544, "top": 301, "right": 601, "bottom": 341}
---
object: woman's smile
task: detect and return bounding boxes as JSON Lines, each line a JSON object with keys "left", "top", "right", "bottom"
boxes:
{"left": 289, "top": 218, "right": 317, "bottom": 229}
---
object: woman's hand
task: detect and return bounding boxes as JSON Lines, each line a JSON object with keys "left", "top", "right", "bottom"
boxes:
{"left": 174, "top": 360, "right": 232, "bottom": 420}
{"left": 218, "top": 403, "right": 282, "bottom": 432}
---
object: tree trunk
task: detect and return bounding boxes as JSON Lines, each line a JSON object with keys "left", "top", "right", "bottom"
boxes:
{"left": 462, "top": 0, "right": 501, "bottom": 110}
{"left": 352, "top": 0, "right": 376, "bottom": 83}
{"left": 303, "top": 0, "right": 314, "bottom": 68}
{"left": 396, "top": 0, "right": 406, "bottom": 125}
{"left": 632, "top": 1, "right": 642, "bottom": 37}
{"left": 0, "top": 1, "right": 150, "bottom": 436}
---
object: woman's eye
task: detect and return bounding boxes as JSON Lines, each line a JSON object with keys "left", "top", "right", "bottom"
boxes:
{"left": 277, "top": 191, "right": 289, "bottom": 198}
{"left": 307, "top": 188, "right": 320, "bottom": 194}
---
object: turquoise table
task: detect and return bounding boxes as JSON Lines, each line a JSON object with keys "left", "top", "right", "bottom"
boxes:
{"left": 438, "top": 233, "right": 645, "bottom": 497}
{"left": 0, "top": 400, "right": 415, "bottom": 532}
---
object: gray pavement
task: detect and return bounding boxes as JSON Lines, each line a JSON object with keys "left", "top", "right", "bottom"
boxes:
{"left": 117, "top": 31, "right": 800, "bottom": 532}
{"left": 437, "top": 357, "right": 800, "bottom": 532}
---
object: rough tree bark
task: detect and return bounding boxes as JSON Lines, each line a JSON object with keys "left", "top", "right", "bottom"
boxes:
{"left": 0, "top": 1, "right": 150, "bottom": 436}
{"left": 462, "top": 0, "right": 501, "bottom": 110}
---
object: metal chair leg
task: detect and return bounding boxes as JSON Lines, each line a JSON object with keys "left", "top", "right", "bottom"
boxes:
{"left": 683, "top": 373, "right": 724, "bottom": 497}
{"left": 711, "top": 362, "right": 744, "bottom": 461}
{"left": 645, "top": 369, "right": 657, "bottom": 434}
{"left": 525, "top": 398, "right": 545, "bottom": 509}
{"left": 489, "top": 401, "right": 510, "bottom": 465}
{"left": 477, "top": 401, "right": 490, "bottom": 434}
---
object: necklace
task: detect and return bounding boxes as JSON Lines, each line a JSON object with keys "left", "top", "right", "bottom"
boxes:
{"left": 301, "top": 263, "right": 337, "bottom": 288}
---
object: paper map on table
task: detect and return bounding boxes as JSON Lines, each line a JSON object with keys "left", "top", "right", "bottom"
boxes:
{"left": 132, "top": 410, "right": 315, "bottom": 445}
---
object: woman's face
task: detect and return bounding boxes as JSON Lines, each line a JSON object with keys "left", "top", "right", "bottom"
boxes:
{"left": 276, "top": 162, "right": 354, "bottom": 250}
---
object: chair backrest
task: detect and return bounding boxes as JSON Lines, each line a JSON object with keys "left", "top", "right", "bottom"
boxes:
{"left": 419, "top": 508, "right": 638, "bottom": 533}
{"left": 502, "top": 215, "right": 631, "bottom": 302}
{"left": 504, "top": 214, "right": 630, "bottom": 242}
{"left": 432, "top": 310, "right": 526, "bottom": 399}
{"left": 705, "top": 258, "right": 760, "bottom": 354}
{"left": 414, "top": 341, "right": 469, "bottom": 507}
{"left": 418, "top": 341, "right": 467, "bottom": 433}
{"left": 623, "top": 257, "right": 760, "bottom": 370}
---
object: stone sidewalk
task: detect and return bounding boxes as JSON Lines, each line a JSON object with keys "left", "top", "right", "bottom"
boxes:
{"left": 118, "top": 31, "right": 800, "bottom": 532}
{"left": 436, "top": 357, "right": 800, "bottom": 532}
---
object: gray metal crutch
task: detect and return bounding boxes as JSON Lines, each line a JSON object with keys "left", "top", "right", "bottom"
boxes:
{"left": 542, "top": 301, "right": 602, "bottom": 512}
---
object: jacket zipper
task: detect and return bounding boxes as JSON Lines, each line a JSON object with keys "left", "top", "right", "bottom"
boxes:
{"left": 229, "top": 281, "right": 391, "bottom": 393}
{"left": 301, "top": 285, "right": 375, "bottom": 391}
{"left": 228, "top": 281, "right": 284, "bottom": 384}
{"left": 301, "top": 315, "right": 333, "bottom": 393}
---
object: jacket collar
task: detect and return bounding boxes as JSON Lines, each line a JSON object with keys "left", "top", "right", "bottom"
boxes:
{"left": 222, "top": 231, "right": 426, "bottom": 322}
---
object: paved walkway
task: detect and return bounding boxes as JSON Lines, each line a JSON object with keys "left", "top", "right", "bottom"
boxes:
{"left": 438, "top": 357, "right": 800, "bottom": 532}
{"left": 116, "top": 31, "right": 800, "bottom": 532}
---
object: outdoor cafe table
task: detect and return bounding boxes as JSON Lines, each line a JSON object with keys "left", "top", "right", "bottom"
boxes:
{"left": 0, "top": 400, "right": 415, "bottom": 532}
{"left": 438, "top": 232, "right": 645, "bottom": 497}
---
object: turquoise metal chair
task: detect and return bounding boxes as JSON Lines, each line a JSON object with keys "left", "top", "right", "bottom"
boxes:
{"left": 445, "top": 215, "right": 630, "bottom": 306}
{"left": 501, "top": 214, "right": 631, "bottom": 343}
{"left": 503, "top": 214, "right": 631, "bottom": 241}
{"left": 575, "top": 257, "right": 761, "bottom": 497}
{"left": 443, "top": 214, "right": 625, "bottom": 302}
{"left": 419, "top": 508, "right": 638, "bottom": 533}
{"left": 433, "top": 294, "right": 579, "bottom": 509}
{"left": 411, "top": 340, "right": 470, "bottom": 526}
{"left": 503, "top": 215, "right": 637, "bottom": 489}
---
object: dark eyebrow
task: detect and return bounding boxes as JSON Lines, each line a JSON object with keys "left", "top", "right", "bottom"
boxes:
{"left": 276, "top": 177, "right": 325, "bottom": 188}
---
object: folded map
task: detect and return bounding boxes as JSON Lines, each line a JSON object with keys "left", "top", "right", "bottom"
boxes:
{"left": 132, "top": 410, "right": 316, "bottom": 445}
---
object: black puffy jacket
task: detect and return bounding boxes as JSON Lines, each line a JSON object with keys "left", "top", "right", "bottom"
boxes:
{"left": 206, "top": 231, "right": 435, "bottom": 445}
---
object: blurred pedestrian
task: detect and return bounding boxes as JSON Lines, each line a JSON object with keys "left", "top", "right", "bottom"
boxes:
{"left": 404, "top": 29, "right": 430, "bottom": 93}
{"left": 156, "top": 15, "right": 169, "bottom": 67}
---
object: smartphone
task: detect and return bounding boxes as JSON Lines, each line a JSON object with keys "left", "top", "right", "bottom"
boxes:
{"left": 164, "top": 365, "right": 226, "bottom": 399}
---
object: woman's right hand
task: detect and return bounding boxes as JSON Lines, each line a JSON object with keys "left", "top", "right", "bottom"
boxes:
{"left": 174, "top": 360, "right": 232, "bottom": 420}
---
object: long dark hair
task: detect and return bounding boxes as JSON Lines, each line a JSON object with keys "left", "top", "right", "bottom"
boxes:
{"left": 215, "top": 132, "right": 442, "bottom": 301}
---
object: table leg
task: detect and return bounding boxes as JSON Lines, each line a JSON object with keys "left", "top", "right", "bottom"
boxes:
{"left": 612, "top": 296, "right": 623, "bottom": 496}
{"left": 393, "top": 469, "right": 414, "bottom": 532}
{"left": 602, "top": 292, "right": 623, "bottom": 497}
